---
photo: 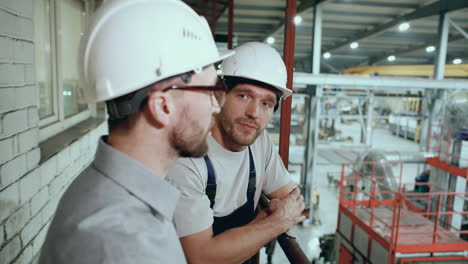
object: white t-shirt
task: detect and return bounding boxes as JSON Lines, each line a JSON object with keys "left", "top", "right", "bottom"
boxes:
{"left": 166, "top": 130, "right": 290, "bottom": 237}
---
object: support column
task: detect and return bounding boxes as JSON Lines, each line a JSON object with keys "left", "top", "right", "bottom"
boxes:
{"left": 227, "top": 0, "right": 233, "bottom": 49}
{"left": 311, "top": 3, "right": 322, "bottom": 74}
{"left": 303, "top": 2, "right": 323, "bottom": 216}
{"left": 358, "top": 97, "right": 367, "bottom": 144}
{"left": 310, "top": 87, "right": 322, "bottom": 199}
{"left": 434, "top": 12, "right": 449, "bottom": 80}
{"left": 278, "top": 0, "right": 297, "bottom": 168}
{"left": 420, "top": 11, "right": 450, "bottom": 155}
{"left": 366, "top": 92, "right": 374, "bottom": 146}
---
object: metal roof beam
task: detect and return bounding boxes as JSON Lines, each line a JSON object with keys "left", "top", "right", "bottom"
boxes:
{"left": 330, "top": 0, "right": 420, "bottom": 9}
{"left": 325, "top": 10, "right": 395, "bottom": 19}
{"left": 232, "top": 4, "right": 284, "bottom": 12}
{"left": 422, "top": 52, "right": 468, "bottom": 64}
{"left": 293, "top": 73, "right": 468, "bottom": 90}
{"left": 324, "top": 0, "right": 468, "bottom": 53}
{"left": 449, "top": 18, "right": 468, "bottom": 39}
{"left": 365, "top": 32, "right": 466, "bottom": 65}
{"left": 259, "top": 0, "right": 329, "bottom": 42}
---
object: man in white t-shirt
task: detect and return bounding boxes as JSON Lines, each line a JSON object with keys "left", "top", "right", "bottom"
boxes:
{"left": 166, "top": 42, "right": 305, "bottom": 264}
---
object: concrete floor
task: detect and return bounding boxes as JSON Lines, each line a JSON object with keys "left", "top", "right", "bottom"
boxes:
{"left": 260, "top": 121, "right": 421, "bottom": 264}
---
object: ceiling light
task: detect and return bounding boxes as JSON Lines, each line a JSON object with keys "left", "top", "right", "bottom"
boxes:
{"left": 387, "top": 55, "right": 396, "bottom": 62}
{"left": 425, "top": 46, "right": 435, "bottom": 53}
{"left": 294, "top": 15, "right": 302, "bottom": 25}
{"left": 266, "top": 37, "right": 275, "bottom": 45}
{"left": 350, "top": 42, "right": 358, "bottom": 49}
{"left": 453, "top": 58, "right": 462, "bottom": 64}
{"left": 398, "top": 22, "right": 410, "bottom": 32}
{"left": 323, "top": 52, "right": 331, "bottom": 59}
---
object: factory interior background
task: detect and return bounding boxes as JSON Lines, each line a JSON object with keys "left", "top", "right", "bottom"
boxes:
{"left": 0, "top": 0, "right": 467, "bottom": 263}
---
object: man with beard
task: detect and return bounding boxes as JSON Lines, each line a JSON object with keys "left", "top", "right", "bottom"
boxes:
{"left": 38, "top": 0, "right": 233, "bottom": 263}
{"left": 166, "top": 42, "right": 305, "bottom": 264}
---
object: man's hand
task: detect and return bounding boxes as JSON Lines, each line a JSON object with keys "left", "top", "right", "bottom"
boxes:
{"left": 267, "top": 188, "right": 305, "bottom": 233}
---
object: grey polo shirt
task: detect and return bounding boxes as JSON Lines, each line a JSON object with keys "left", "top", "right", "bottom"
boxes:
{"left": 39, "top": 137, "right": 187, "bottom": 264}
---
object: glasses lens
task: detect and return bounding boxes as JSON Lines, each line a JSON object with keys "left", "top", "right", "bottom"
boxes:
{"left": 164, "top": 81, "right": 227, "bottom": 107}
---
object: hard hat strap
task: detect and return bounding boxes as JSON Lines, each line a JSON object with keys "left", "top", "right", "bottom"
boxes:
{"left": 106, "top": 85, "right": 153, "bottom": 120}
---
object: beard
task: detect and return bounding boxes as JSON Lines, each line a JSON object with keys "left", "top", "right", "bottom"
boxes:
{"left": 171, "top": 109, "right": 213, "bottom": 158}
{"left": 218, "top": 112, "right": 263, "bottom": 148}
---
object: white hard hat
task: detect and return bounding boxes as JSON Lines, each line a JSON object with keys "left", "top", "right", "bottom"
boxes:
{"left": 220, "top": 42, "right": 292, "bottom": 98}
{"left": 80, "top": 0, "right": 234, "bottom": 103}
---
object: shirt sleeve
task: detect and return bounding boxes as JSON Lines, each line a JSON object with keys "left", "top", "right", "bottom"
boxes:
{"left": 166, "top": 158, "right": 214, "bottom": 237}
{"left": 260, "top": 131, "right": 291, "bottom": 195}
{"left": 41, "top": 201, "right": 187, "bottom": 264}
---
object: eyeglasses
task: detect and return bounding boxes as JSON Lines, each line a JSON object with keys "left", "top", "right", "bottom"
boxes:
{"left": 162, "top": 80, "right": 228, "bottom": 107}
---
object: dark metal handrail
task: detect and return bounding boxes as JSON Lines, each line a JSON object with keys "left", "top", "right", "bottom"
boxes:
{"left": 259, "top": 194, "right": 311, "bottom": 264}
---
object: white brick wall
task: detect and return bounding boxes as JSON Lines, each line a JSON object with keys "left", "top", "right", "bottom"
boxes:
{"left": 0, "top": 123, "right": 107, "bottom": 264}
{"left": 1, "top": 0, "right": 34, "bottom": 19}
{"left": 0, "top": 221, "right": 4, "bottom": 245}
{"left": 1, "top": 109, "right": 29, "bottom": 137}
{"left": 19, "top": 169, "right": 40, "bottom": 204}
{"left": 0, "top": 1, "right": 108, "bottom": 263}
{"left": 15, "top": 245, "right": 33, "bottom": 264}
{"left": 26, "top": 108, "right": 38, "bottom": 128}
{"left": 5, "top": 204, "right": 30, "bottom": 240}
{"left": 0, "top": 37, "right": 14, "bottom": 61}
{"left": 0, "top": 88, "right": 15, "bottom": 112}
{"left": 30, "top": 187, "right": 48, "bottom": 217}
{"left": 38, "top": 159, "right": 56, "bottom": 188}
{"left": 16, "top": 87, "right": 36, "bottom": 109}
{"left": 26, "top": 148, "right": 40, "bottom": 171}
{"left": 18, "top": 129, "right": 38, "bottom": 154}
{"left": 1, "top": 154, "right": 28, "bottom": 189}
{"left": 13, "top": 41, "right": 33, "bottom": 63}
{"left": 0, "top": 136, "right": 14, "bottom": 164}
{"left": 20, "top": 212, "right": 42, "bottom": 248}
{"left": 0, "top": 183, "right": 19, "bottom": 222}
{"left": 31, "top": 224, "right": 48, "bottom": 260}
{"left": 0, "top": 236, "right": 21, "bottom": 264}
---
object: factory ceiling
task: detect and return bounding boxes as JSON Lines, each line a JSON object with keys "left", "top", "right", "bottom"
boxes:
{"left": 183, "top": 0, "right": 468, "bottom": 75}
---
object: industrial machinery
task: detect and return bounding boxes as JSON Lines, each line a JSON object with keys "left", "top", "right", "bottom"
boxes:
{"left": 388, "top": 112, "right": 420, "bottom": 142}
{"left": 335, "top": 124, "right": 468, "bottom": 263}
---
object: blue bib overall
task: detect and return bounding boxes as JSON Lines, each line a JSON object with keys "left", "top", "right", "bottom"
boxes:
{"left": 203, "top": 147, "right": 257, "bottom": 264}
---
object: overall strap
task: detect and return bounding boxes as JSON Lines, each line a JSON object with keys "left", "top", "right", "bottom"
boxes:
{"left": 247, "top": 147, "right": 256, "bottom": 202}
{"left": 204, "top": 156, "right": 217, "bottom": 209}
{"left": 204, "top": 147, "right": 256, "bottom": 210}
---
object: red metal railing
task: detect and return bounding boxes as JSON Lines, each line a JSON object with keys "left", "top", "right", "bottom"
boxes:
{"left": 400, "top": 256, "right": 468, "bottom": 263}
{"left": 338, "top": 161, "right": 468, "bottom": 263}
{"left": 426, "top": 125, "right": 468, "bottom": 178}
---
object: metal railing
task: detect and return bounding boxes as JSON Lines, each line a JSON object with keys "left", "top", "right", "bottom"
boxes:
{"left": 338, "top": 161, "right": 468, "bottom": 263}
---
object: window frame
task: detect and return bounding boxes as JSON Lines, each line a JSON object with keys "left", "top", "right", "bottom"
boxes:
{"left": 36, "top": 0, "right": 93, "bottom": 141}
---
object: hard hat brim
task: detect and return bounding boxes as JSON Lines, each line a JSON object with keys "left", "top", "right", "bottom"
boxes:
{"left": 276, "top": 85, "right": 293, "bottom": 98}
{"left": 215, "top": 50, "right": 235, "bottom": 64}
{"left": 222, "top": 74, "right": 293, "bottom": 99}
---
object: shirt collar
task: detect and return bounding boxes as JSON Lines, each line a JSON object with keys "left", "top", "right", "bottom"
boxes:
{"left": 92, "top": 136, "right": 180, "bottom": 220}
{"left": 208, "top": 135, "right": 247, "bottom": 158}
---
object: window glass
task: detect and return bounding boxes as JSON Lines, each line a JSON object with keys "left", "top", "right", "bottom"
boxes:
{"left": 57, "top": 0, "right": 87, "bottom": 117}
{"left": 34, "top": 0, "right": 55, "bottom": 119}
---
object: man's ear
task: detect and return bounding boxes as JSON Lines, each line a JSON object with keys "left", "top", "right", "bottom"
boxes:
{"left": 145, "top": 90, "right": 176, "bottom": 128}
